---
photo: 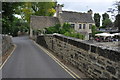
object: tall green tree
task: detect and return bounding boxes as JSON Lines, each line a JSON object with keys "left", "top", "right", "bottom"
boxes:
{"left": 102, "top": 18, "right": 113, "bottom": 28}
{"left": 114, "top": 1, "right": 120, "bottom": 31}
{"left": 102, "top": 13, "right": 109, "bottom": 20}
{"left": 19, "top": 2, "right": 56, "bottom": 23}
{"left": 2, "top": 2, "right": 56, "bottom": 35}
{"left": 102, "top": 13, "right": 112, "bottom": 28}
{"left": 94, "top": 13, "right": 101, "bottom": 27}
{"left": 32, "top": 2, "right": 56, "bottom": 16}
{"left": 114, "top": 14, "right": 120, "bottom": 31}
{"left": 2, "top": 2, "right": 22, "bottom": 35}
{"left": 114, "top": 1, "right": 120, "bottom": 14}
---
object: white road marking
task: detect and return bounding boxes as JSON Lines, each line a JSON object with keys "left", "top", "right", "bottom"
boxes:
{"left": 33, "top": 40, "right": 81, "bottom": 79}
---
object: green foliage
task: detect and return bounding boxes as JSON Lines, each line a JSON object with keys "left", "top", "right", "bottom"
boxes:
{"left": 95, "top": 31, "right": 103, "bottom": 34}
{"left": 45, "top": 24, "right": 61, "bottom": 34}
{"left": 2, "top": 2, "right": 56, "bottom": 36}
{"left": 102, "top": 18, "right": 113, "bottom": 28}
{"left": 114, "top": 14, "right": 120, "bottom": 30}
{"left": 102, "top": 13, "right": 109, "bottom": 20}
{"left": 45, "top": 23, "right": 85, "bottom": 40}
{"left": 2, "top": 2, "right": 22, "bottom": 35}
{"left": 45, "top": 27, "right": 57, "bottom": 34}
{"left": 91, "top": 25, "right": 97, "bottom": 37}
{"left": 102, "top": 13, "right": 113, "bottom": 28}
{"left": 64, "top": 32, "right": 84, "bottom": 40}
{"left": 32, "top": 2, "right": 56, "bottom": 16}
{"left": 94, "top": 13, "right": 101, "bottom": 27}
{"left": 91, "top": 25, "right": 103, "bottom": 37}
{"left": 19, "top": 2, "right": 56, "bottom": 23}
{"left": 12, "top": 17, "right": 29, "bottom": 36}
{"left": 99, "top": 26, "right": 104, "bottom": 28}
{"left": 59, "top": 23, "right": 71, "bottom": 34}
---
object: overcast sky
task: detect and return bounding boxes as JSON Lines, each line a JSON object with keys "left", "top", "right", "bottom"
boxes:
{"left": 57, "top": 0, "right": 119, "bottom": 13}
{"left": 57, "top": 0, "right": 119, "bottom": 24}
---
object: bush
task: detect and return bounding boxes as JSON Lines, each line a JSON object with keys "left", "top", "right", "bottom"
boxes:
{"left": 91, "top": 25, "right": 97, "bottom": 37}
{"left": 64, "top": 32, "right": 85, "bottom": 40}
{"left": 59, "top": 23, "right": 71, "bottom": 34}
{"left": 45, "top": 23, "right": 85, "bottom": 40}
{"left": 45, "top": 24, "right": 61, "bottom": 34}
{"left": 95, "top": 31, "right": 103, "bottom": 34}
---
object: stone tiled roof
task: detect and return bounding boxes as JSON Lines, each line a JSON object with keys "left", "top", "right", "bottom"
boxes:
{"left": 30, "top": 16, "right": 60, "bottom": 30}
{"left": 31, "top": 11, "right": 94, "bottom": 30}
{"left": 60, "top": 11, "right": 94, "bottom": 23}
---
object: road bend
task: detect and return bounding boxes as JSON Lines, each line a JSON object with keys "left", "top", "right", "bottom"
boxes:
{"left": 2, "top": 36, "right": 73, "bottom": 78}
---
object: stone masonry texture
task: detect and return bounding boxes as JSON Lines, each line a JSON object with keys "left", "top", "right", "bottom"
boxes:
{"left": 36, "top": 34, "right": 120, "bottom": 80}
{"left": 2, "top": 35, "right": 13, "bottom": 55}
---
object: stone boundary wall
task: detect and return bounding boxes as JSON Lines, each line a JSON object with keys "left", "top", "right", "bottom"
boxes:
{"left": 2, "top": 35, "right": 13, "bottom": 55}
{"left": 36, "top": 34, "right": 120, "bottom": 79}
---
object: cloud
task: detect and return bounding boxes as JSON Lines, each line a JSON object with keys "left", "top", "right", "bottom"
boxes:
{"left": 57, "top": 0, "right": 118, "bottom": 25}
{"left": 57, "top": 0, "right": 118, "bottom": 3}
{"left": 58, "top": 0, "right": 118, "bottom": 13}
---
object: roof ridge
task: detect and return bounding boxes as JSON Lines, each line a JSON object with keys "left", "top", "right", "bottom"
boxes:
{"left": 31, "top": 15, "right": 57, "bottom": 18}
{"left": 62, "top": 10, "right": 87, "bottom": 14}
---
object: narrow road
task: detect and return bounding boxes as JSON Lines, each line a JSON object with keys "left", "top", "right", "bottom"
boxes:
{"left": 2, "top": 36, "right": 72, "bottom": 78}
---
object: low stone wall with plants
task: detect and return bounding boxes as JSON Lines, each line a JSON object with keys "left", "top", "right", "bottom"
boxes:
{"left": 36, "top": 34, "right": 120, "bottom": 79}
{"left": 2, "top": 35, "right": 13, "bottom": 55}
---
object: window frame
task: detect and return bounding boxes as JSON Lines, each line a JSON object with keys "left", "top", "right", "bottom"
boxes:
{"left": 89, "top": 24, "right": 92, "bottom": 29}
{"left": 83, "top": 24, "right": 86, "bottom": 29}
{"left": 70, "top": 24, "right": 75, "bottom": 29}
{"left": 79, "top": 24, "right": 82, "bottom": 29}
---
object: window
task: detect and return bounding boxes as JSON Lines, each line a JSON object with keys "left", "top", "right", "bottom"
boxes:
{"left": 83, "top": 24, "right": 86, "bottom": 29}
{"left": 71, "top": 24, "right": 75, "bottom": 28}
{"left": 79, "top": 24, "right": 82, "bottom": 29}
{"left": 89, "top": 24, "right": 92, "bottom": 29}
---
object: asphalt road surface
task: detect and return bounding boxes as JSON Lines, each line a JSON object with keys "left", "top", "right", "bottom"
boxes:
{"left": 2, "top": 36, "right": 72, "bottom": 78}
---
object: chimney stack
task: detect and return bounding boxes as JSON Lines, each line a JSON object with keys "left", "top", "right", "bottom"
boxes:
{"left": 87, "top": 9, "right": 93, "bottom": 15}
{"left": 55, "top": 4, "right": 63, "bottom": 18}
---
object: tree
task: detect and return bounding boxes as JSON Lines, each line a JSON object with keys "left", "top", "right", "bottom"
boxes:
{"left": 102, "top": 13, "right": 109, "bottom": 20}
{"left": 2, "top": 2, "right": 22, "bottom": 35}
{"left": 2, "top": 2, "right": 56, "bottom": 36}
{"left": 103, "top": 18, "right": 113, "bottom": 28}
{"left": 114, "top": 1, "right": 120, "bottom": 14}
{"left": 114, "top": 1, "right": 120, "bottom": 30}
{"left": 20, "top": 2, "right": 34, "bottom": 23}
{"left": 94, "top": 13, "right": 101, "bottom": 27}
{"left": 114, "top": 14, "right": 120, "bottom": 31}
{"left": 32, "top": 2, "right": 56, "bottom": 16}
{"left": 102, "top": 13, "right": 112, "bottom": 28}
{"left": 19, "top": 2, "right": 56, "bottom": 23}
{"left": 91, "top": 25, "right": 97, "bottom": 37}
{"left": 107, "top": 1, "right": 120, "bottom": 30}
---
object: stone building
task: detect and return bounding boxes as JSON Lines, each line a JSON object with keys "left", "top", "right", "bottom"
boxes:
{"left": 30, "top": 16, "right": 60, "bottom": 38}
{"left": 30, "top": 4, "right": 95, "bottom": 40}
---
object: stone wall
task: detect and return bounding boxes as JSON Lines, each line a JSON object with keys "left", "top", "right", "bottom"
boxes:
{"left": 36, "top": 34, "right": 120, "bottom": 79}
{"left": 2, "top": 35, "right": 13, "bottom": 55}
